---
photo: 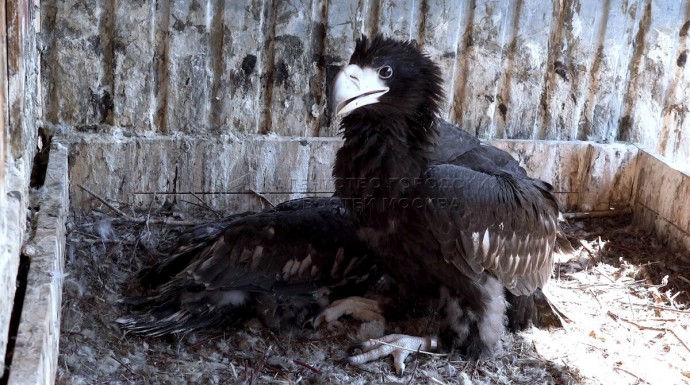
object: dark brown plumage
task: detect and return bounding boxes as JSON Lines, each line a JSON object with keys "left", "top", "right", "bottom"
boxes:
{"left": 331, "top": 35, "right": 571, "bottom": 360}
{"left": 117, "top": 197, "right": 380, "bottom": 336}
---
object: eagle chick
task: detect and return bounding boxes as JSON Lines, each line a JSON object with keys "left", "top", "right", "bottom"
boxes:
{"left": 331, "top": 35, "right": 571, "bottom": 374}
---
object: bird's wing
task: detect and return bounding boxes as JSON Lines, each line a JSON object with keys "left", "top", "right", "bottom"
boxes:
{"left": 137, "top": 212, "right": 252, "bottom": 287}
{"left": 119, "top": 198, "right": 378, "bottom": 336}
{"left": 431, "top": 118, "right": 527, "bottom": 176}
{"left": 162, "top": 197, "right": 376, "bottom": 296}
{"left": 420, "top": 164, "right": 559, "bottom": 295}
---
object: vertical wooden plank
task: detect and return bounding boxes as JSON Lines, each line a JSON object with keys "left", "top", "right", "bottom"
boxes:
{"left": 322, "top": 0, "right": 370, "bottom": 135}
{"left": 151, "top": 0, "right": 171, "bottom": 133}
{"left": 95, "top": 0, "right": 115, "bottom": 126}
{"left": 579, "top": 0, "right": 639, "bottom": 142}
{"left": 264, "top": 0, "right": 321, "bottom": 136}
{"left": 377, "top": 0, "right": 416, "bottom": 41}
{"left": 446, "top": 0, "right": 473, "bottom": 130}
{"left": 206, "top": 0, "right": 226, "bottom": 133}
{"left": 417, "top": 0, "right": 465, "bottom": 120}
{"left": 309, "top": 0, "right": 331, "bottom": 136}
{"left": 485, "top": 1, "right": 524, "bottom": 138}
{"left": 619, "top": 0, "right": 684, "bottom": 146}
{"left": 0, "top": 2, "right": 7, "bottom": 188}
{"left": 455, "top": 0, "right": 525, "bottom": 139}
{"left": 0, "top": 1, "right": 10, "bottom": 378}
{"left": 577, "top": 0, "right": 611, "bottom": 140}
{"left": 656, "top": 1, "right": 690, "bottom": 165}
{"left": 211, "top": 0, "right": 264, "bottom": 134}
{"left": 41, "top": 0, "right": 105, "bottom": 127}
{"left": 541, "top": 1, "right": 604, "bottom": 140}
{"left": 7, "top": 0, "right": 27, "bottom": 157}
{"left": 111, "top": 0, "right": 155, "bottom": 131}
{"left": 163, "top": 0, "right": 211, "bottom": 133}
{"left": 324, "top": 0, "right": 368, "bottom": 62}
{"left": 501, "top": 0, "right": 553, "bottom": 139}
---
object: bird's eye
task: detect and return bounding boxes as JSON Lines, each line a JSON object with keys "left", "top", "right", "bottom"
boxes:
{"left": 378, "top": 66, "right": 393, "bottom": 79}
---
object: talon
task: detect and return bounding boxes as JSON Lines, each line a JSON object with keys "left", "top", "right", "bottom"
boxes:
{"left": 347, "top": 334, "right": 438, "bottom": 376}
{"left": 313, "top": 296, "right": 384, "bottom": 328}
{"left": 391, "top": 349, "right": 410, "bottom": 376}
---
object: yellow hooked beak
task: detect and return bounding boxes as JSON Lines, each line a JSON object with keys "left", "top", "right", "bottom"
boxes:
{"left": 332, "top": 64, "right": 390, "bottom": 115}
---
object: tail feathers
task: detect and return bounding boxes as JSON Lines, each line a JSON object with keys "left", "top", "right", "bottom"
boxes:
{"left": 506, "top": 230, "right": 574, "bottom": 332}
{"left": 117, "top": 297, "right": 250, "bottom": 337}
{"left": 117, "top": 309, "right": 196, "bottom": 337}
{"left": 505, "top": 288, "right": 562, "bottom": 332}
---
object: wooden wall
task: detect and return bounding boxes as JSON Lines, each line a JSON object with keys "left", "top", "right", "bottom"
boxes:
{"left": 40, "top": 0, "right": 690, "bottom": 166}
{"left": 0, "top": 0, "right": 41, "bottom": 379}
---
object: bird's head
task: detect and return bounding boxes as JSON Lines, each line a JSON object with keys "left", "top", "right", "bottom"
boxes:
{"left": 331, "top": 35, "right": 444, "bottom": 123}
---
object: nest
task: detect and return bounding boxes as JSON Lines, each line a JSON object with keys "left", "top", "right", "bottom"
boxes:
{"left": 57, "top": 201, "right": 690, "bottom": 385}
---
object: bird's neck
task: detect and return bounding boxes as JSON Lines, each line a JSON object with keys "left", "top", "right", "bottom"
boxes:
{"left": 333, "top": 113, "right": 436, "bottom": 213}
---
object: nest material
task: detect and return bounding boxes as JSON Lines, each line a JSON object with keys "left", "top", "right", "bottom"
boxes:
{"left": 57, "top": 206, "right": 690, "bottom": 385}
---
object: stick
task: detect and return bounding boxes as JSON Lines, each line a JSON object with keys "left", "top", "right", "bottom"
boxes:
{"left": 676, "top": 275, "right": 690, "bottom": 285}
{"left": 625, "top": 302, "right": 690, "bottom": 314}
{"left": 110, "top": 353, "right": 136, "bottom": 375}
{"left": 610, "top": 311, "right": 690, "bottom": 353}
{"left": 190, "top": 192, "right": 222, "bottom": 217}
{"left": 594, "top": 265, "right": 616, "bottom": 284}
{"left": 112, "top": 217, "right": 209, "bottom": 226}
{"left": 293, "top": 359, "right": 321, "bottom": 374}
{"left": 248, "top": 345, "right": 272, "bottom": 385}
{"left": 406, "top": 346, "right": 422, "bottom": 385}
{"left": 78, "top": 184, "right": 129, "bottom": 218}
{"left": 189, "top": 332, "right": 225, "bottom": 350}
{"left": 614, "top": 366, "right": 646, "bottom": 383}
{"left": 562, "top": 207, "right": 632, "bottom": 219}
{"left": 248, "top": 189, "right": 275, "bottom": 208}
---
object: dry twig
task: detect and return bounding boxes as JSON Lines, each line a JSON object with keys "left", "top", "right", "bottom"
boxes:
{"left": 78, "top": 184, "right": 129, "bottom": 218}
{"left": 406, "top": 345, "right": 422, "bottom": 385}
{"left": 562, "top": 207, "right": 632, "bottom": 220}
{"left": 293, "top": 359, "right": 320, "bottom": 374}
{"left": 248, "top": 189, "right": 275, "bottom": 208}
{"left": 608, "top": 311, "right": 690, "bottom": 354}
{"left": 248, "top": 345, "right": 272, "bottom": 385}
{"left": 625, "top": 302, "right": 690, "bottom": 314}
{"left": 190, "top": 333, "right": 226, "bottom": 350}
{"left": 190, "top": 191, "right": 222, "bottom": 217}
{"left": 613, "top": 366, "right": 646, "bottom": 383}
{"left": 428, "top": 377, "right": 448, "bottom": 385}
{"left": 110, "top": 353, "right": 135, "bottom": 375}
{"left": 112, "top": 217, "right": 208, "bottom": 226}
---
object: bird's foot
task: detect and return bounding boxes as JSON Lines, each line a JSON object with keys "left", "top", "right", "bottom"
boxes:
{"left": 312, "top": 296, "right": 384, "bottom": 327}
{"left": 347, "top": 334, "right": 438, "bottom": 376}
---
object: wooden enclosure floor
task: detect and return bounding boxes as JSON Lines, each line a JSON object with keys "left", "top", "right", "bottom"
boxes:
{"left": 57, "top": 207, "right": 690, "bottom": 385}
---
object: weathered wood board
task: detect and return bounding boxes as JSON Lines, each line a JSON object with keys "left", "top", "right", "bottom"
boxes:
{"left": 1, "top": 0, "right": 40, "bottom": 378}
{"left": 633, "top": 149, "right": 690, "bottom": 251}
{"left": 68, "top": 133, "right": 639, "bottom": 215}
{"left": 8, "top": 142, "right": 68, "bottom": 385}
{"left": 38, "top": 0, "right": 690, "bottom": 165}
